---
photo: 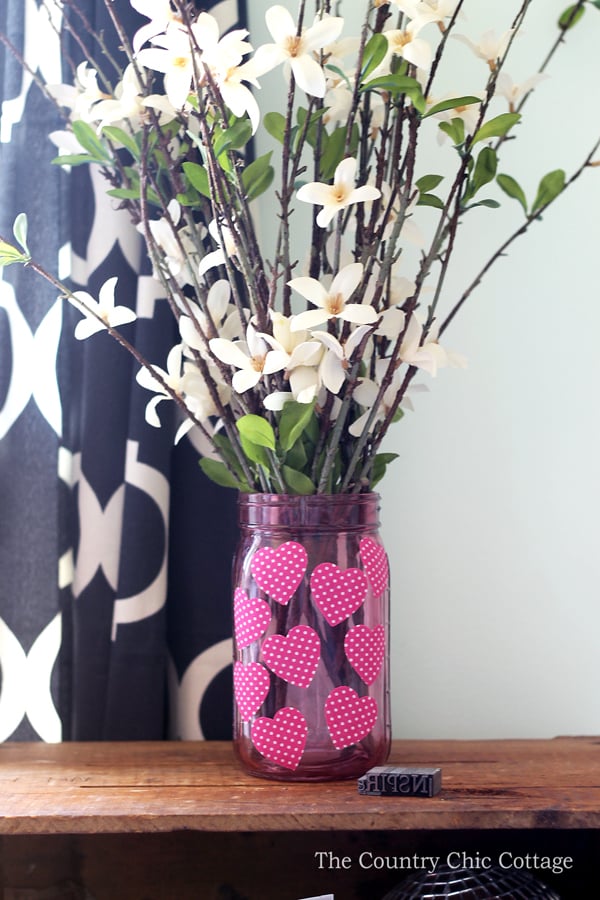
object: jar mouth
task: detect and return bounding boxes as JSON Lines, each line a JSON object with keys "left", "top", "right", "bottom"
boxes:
{"left": 237, "top": 492, "right": 381, "bottom": 530}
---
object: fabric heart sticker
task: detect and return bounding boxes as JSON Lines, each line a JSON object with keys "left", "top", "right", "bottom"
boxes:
{"left": 325, "top": 686, "right": 378, "bottom": 749}
{"left": 262, "top": 625, "right": 320, "bottom": 688}
{"left": 359, "top": 537, "right": 389, "bottom": 598}
{"left": 250, "top": 541, "right": 308, "bottom": 605}
{"left": 310, "top": 562, "right": 368, "bottom": 626}
{"left": 251, "top": 707, "right": 308, "bottom": 770}
{"left": 344, "top": 624, "right": 386, "bottom": 685}
{"left": 233, "top": 588, "right": 271, "bottom": 649}
{"left": 233, "top": 661, "right": 270, "bottom": 721}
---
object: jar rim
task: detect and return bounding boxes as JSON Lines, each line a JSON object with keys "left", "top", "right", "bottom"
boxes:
{"left": 237, "top": 492, "right": 381, "bottom": 530}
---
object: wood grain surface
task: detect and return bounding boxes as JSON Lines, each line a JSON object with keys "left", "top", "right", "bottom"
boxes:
{"left": 1, "top": 737, "right": 599, "bottom": 835}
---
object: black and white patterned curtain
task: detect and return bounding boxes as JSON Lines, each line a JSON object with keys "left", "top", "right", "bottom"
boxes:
{"left": 0, "top": 0, "right": 244, "bottom": 742}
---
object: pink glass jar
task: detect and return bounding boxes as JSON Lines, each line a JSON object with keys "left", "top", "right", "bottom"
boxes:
{"left": 232, "top": 493, "right": 391, "bottom": 781}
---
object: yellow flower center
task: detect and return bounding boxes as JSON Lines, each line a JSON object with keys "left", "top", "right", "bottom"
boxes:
{"left": 325, "top": 293, "right": 345, "bottom": 316}
{"left": 391, "top": 32, "right": 412, "bottom": 51}
{"left": 284, "top": 35, "right": 304, "bottom": 58}
{"left": 173, "top": 56, "right": 189, "bottom": 70}
{"left": 250, "top": 355, "right": 266, "bottom": 373}
{"left": 332, "top": 185, "right": 349, "bottom": 203}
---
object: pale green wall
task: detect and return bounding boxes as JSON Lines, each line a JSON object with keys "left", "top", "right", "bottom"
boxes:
{"left": 248, "top": 0, "right": 600, "bottom": 738}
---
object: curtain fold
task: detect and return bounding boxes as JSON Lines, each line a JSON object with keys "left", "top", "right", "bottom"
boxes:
{"left": 0, "top": 0, "right": 241, "bottom": 742}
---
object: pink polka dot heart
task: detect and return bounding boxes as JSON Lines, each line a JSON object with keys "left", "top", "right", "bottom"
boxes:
{"left": 251, "top": 707, "right": 308, "bottom": 770}
{"left": 359, "top": 537, "right": 389, "bottom": 599}
{"left": 233, "top": 588, "right": 271, "bottom": 649}
{"left": 310, "top": 562, "right": 368, "bottom": 626}
{"left": 262, "top": 625, "right": 320, "bottom": 688}
{"left": 344, "top": 624, "right": 386, "bottom": 685}
{"left": 233, "top": 661, "right": 270, "bottom": 721}
{"left": 325, "top": 686, "right": 378, "bottom": 750}
{"left": 250, "top": 541, "right": 308, "bottom": 605}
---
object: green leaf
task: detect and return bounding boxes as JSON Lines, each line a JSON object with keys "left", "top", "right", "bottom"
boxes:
{"left": 591, "top": 0, "right": 600, "bottom": 9}
{"left": 0, "top": 239, "right": 29, "bottom": 267}
{"left": 472, "top": 112, "right": 521, "bottom": 145}
{"left": 417, "top": 193, "right": 444, "bottom": 209}
{"left": 236, "top": 414, "right": 276, "bottom": 450}
{"left": 71, "top": 120, "right": 111, "bottom": 163}
{"left": 182, "top": 161, "right": 211, "bottom": 197}
{"left": 199, "top": 458, "right": 247, "bottom": 490}
{"left": 282, "top": 466, "right": 315, "bottom": 495}
{"left": 263, "top": 111, "right": 286, "bottom": 143}
{"left": 284, "top": 439, "right": 308, "bottom": 472}
{"left": 278, "top": 400, "right": 316, "bottom": 453}
{"left": 319, "top": 125, "right": 349, "bottom": 181}
{"left": 465, "top": 146, "right": 497, "bottom": 200}
{"left": 213, "top": 118, "right": 253, "bottom": 158}
{"left": 51, "top": 152, "right": 98, "bottom": 167}
{"left": 12, "top": 213, "right": 29, "bottom": 254}
{"left": 239, "top": 434, "right": 271, "bottom": 468}
{"left": 242, "top": 152, "right": 274, "bottom": 201}
{"left": 465, "top": 198, "right": 501, "bottom": 209}
{"left": 423, "top": 96, "right": 481, "bottom": 119}
{"left": 558, "top": 4, "right": 586, "bottom": 29}
{"left": 360, "top": 33, "right": 388, "bottom": 80}
{"left": 497, "top": 173, "right": 528, "bottom": 215}
{"left": 438, "top": 117, "right": 465, "bottom": 146}
{"left": 371, "top": 452, "right": 400, "bottom": 488}
{"left": 106, "top": 187, "right": 141, "bottom": 201}
{"left": 360, "top": 72, "right": 425, "bottom": 112}
{"left": 415, "top": 174, "right": 444, "bottom": 193}
{"left": 531, "top": 169, "right": 566, "bottom": 215}
{"left": 101, "top": 126, "right": 140, "bottom": 159}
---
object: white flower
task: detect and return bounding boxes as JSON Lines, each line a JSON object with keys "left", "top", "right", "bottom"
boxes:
{"left": 198, "top": 219, "right": 238, "bottom": 277}
{"left": 420, "top": 0, "right": 462, "bottom": 24}
{"left": 179, "top": 280, "right": 239, "bottom": 356}
{"left": 69, "top": 277, "right": 136, "bottom": 340}
{"left": 495, "top": 72, "right": 548, "bottom": 110}
{"left": 312, "top": 325, "right": 373, "bottom": 394}
{"left": 209, "top": 322, "right": 288, "bottom": 393}
{"left": 179, "top": 361, "right": 231, "bottom": 442}
{"left": 47, "top": 62, "right": 106, "bottom": 122}
{"left": 194, "top": 12, "right": 253, "bottom": 71}
{"left": 136, "top": 344, "right": 185, "bottom": 427}
{"left": 253, "top": 6, "right": 344, "bottom": 98}
{"left": 349, "top": 358, "right": 428, "bottom": 437}
{"left": 296, "top": 157, "right": 381, "bottom": 228}
{"left": 400, "top": 314, "right": 466, "bottom": 375}
{"left": 130, "top": 0, "right": 184, "bottom": 54}
{"left": 382, "top": 20, "right": 433, "bottom": 72}
{"left": 453, "top": 29, "right": 514, "bottom": 70}
{"left": 91, "top": 64, "right": 147, "bottom": 130}
{"left": 140, "top": 199, "right": 197, "bottom": 284}
{"left": 215, "top": 59, "right": 262, "bottom": 134}
{"left": 136, "top": 23, "right": 195, "bottom": 108}
{"left": 261, "top": 312, "right": 323, "bottom": 407}
{"left": 289, "top": 262, "right": 378, "bottom": 331}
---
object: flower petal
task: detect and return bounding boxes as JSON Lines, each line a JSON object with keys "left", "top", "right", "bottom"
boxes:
{"left": 296, "top": 182, "right": 336, "bottom": 206}
{"left": 265, "top": 5, "right": 296, "bottom": 43}
{"left": 290, "top": 308, "right": 331, "bottom": 331}
{"left": 232, "top": 368, "right": 261, "bottom": 393}
{"left": 338, "top": 304, "right": 378, "bottom": 325}
{"left": 290, "top": 54, "right": 326, "bottom": 97}
{"left": 74, "top": 317, "right": 105, "bottom": 340}
{"left": 330, "top": 262, "right": 363, "bottom": 302}
{"left": 288, "top": 276, "right": 328, "bottom": 307}
{"left": 209, "top": 338, "right": 250, "bottom": 369}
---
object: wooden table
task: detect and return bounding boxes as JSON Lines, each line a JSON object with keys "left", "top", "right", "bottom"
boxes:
{"left": 1, "top": 737, "right": 598, "bottom": 899}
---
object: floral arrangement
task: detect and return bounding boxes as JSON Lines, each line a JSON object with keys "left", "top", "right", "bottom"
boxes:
{"left": 1, "top": 0, "right": 598, "bottom": 495}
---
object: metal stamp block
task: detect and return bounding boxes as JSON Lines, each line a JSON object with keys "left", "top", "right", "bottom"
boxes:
{"left": 357, "top": 765, "right": 442, "bottom": 797}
